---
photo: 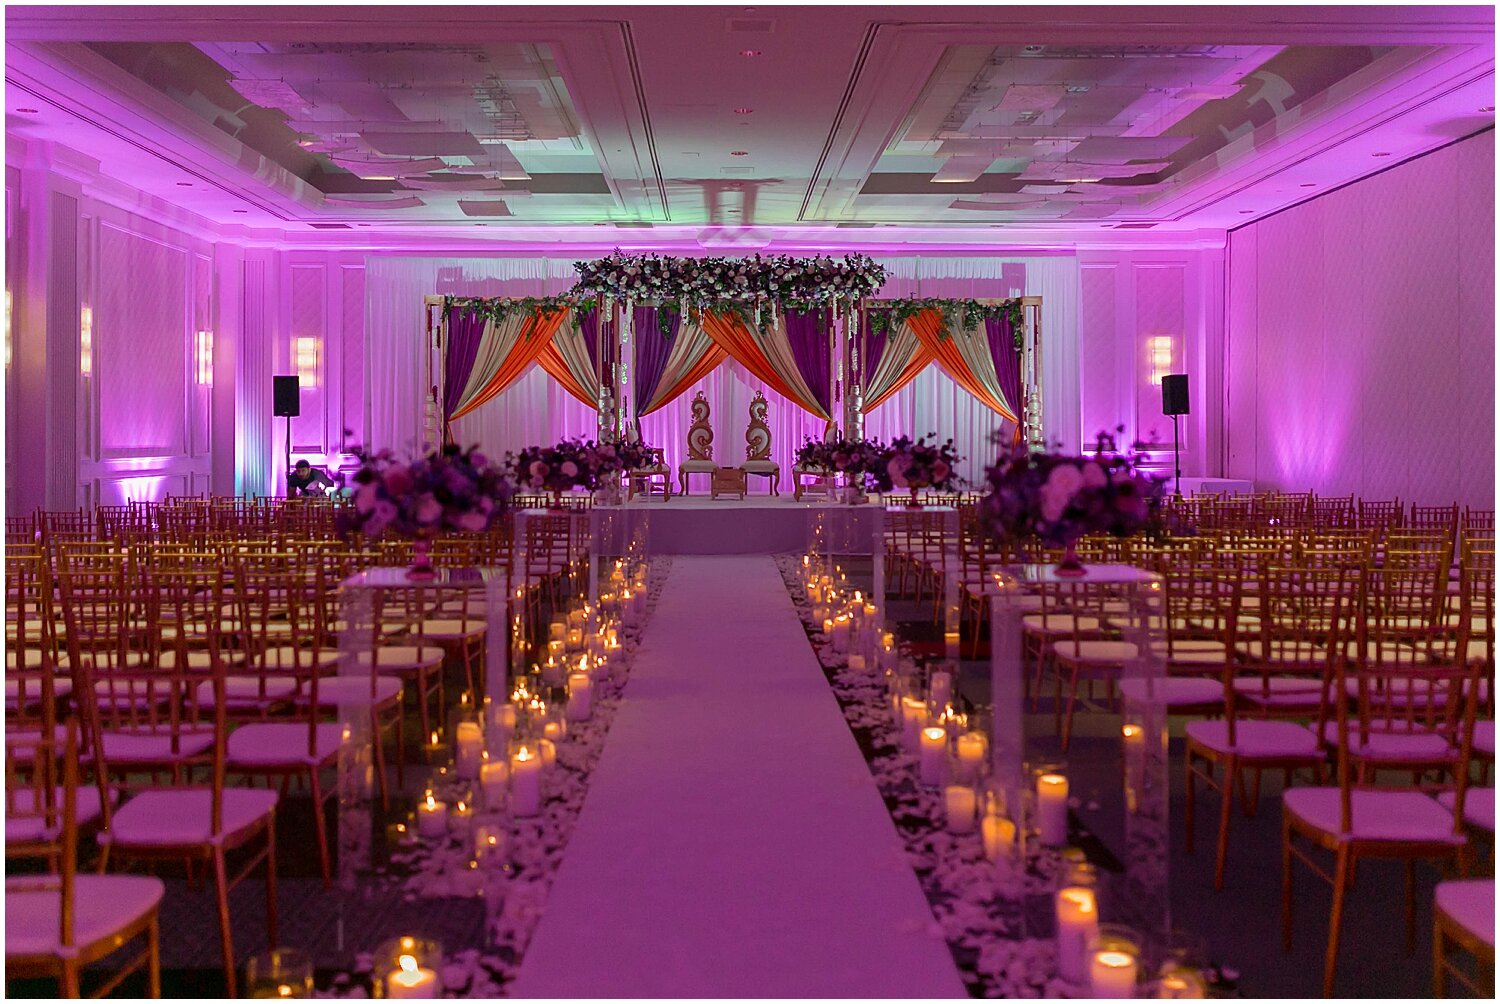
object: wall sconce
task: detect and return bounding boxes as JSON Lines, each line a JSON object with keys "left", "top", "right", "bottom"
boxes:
{"left": 1148, "top": 335, "right": 1173, "bottom": 385}
{"left": 195, "top": 329, "right": 214, "bottom": 386}
{"left": 294, "top": 336, "right": 319, "bottom": 388}
{"left": 80, "top": 304, "right": 93, "bottom": 377}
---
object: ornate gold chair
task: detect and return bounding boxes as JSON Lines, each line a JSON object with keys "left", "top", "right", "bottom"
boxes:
{"left": 627, "top": 448, "right": 672, "bottom": 501}
{"left": 741, "top": 391, "right": 781, "bottom": 495}
{"left": 677, "top": 392, "right": 717, "bottom": 496}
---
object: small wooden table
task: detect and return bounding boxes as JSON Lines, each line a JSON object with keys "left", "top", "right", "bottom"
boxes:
{"left": 711, "top": 466, "right": 748, "bottom": 500}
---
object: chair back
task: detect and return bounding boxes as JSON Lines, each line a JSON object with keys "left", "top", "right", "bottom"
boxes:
{"left": 745, "top": 390, "right": 773, "bottom": 461}
{"left": 686, "top": 391, "right": 714, "bottom": 461}
{"left": 5, "top": 718, "right": 80, "bottom": 945}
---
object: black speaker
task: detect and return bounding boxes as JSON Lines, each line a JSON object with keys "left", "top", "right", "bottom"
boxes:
{"left": 1161, "top": 374, "right": 1190, "bottom": 416}
{"left": 273, "top": 376, "right": 301, "bottom": 417}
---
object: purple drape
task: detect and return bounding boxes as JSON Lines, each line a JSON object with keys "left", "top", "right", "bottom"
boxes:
{"left": 632, "top": 305, "right": 680, "bottom": 415}
{"left": 444, "top": 305, "right": 489, "bottom": 419}
{"left": 784, "top": 308, "right": 832, "bottom": 414}
{"left": 862, "top": 308, "right": 890, "bottom": 388}
{"left": 986, "top": 314, "right": 1023, "bottom": 429}
{"left": 578, "top": 305, "right": 602, "bottom": 376}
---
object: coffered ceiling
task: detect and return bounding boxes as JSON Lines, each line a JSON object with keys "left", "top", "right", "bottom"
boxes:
{"left": 4, "top": 5, "right": 1494, "bottom": 246}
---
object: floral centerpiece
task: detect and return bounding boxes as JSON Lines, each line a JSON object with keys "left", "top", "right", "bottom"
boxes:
{"left": 978, "top": 430, "right": 1165, "bottom": 576}
{"left": 337, "top": 443, "right": 515, "bottom": 579}
{"left": 513, "top": 438, "right": 603, "bottom": 503}
{"left": 796, "top": 435, "right": 890, "bottom": 501}
{"left": 882, "top": 436, "right": 963, "bottom": 506}
{"left": 591, "top": 438, "right": 657, "bottom": 504}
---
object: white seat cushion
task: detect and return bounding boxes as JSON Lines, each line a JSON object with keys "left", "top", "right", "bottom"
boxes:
{"left": 1053, "top": 640, "right": 1138, "bottom": 663}
{"left": 306, "top": 675, "right": 403, "bottom": 707}
{"left": 195, "top": 675, "right": 299, "bottom": 708}
{"left": 348, "top": 646, "right": 443, "bottom": 673}
{"left": 1118, "top": 676, "right": 1223, "bottom": 708}
{"left": 1186, "top": 718, "right": 1321, "bottom": 758}
{"left": 1023, "top": 614, "right": 1101, "bottom": 634}
{"left": 5, "top": 649, "right": 53, "bottom": 671}
{"left": 419, "top": 619, "right": 486, "bottom": 641}
{"left": 1438, "top": 788, "right": 1495, "bottom": 833}
{"left": 1316, "top": 721, "right": 1453, "bottom": 762}
{"left": 98, "top": 728, "right": 215, "bottom": 765}
{"left": 5, "top": 874, "right": 164, "bottom": 957}
{"left": 228, "top": 722, "right": 344, "bottom": 767}
{"left": 105, "top": 787, "right": 278, "bottom": 847}
{"left": 255, "top": 646, "right": 341, "bottom": 672}
{"left": 679, "top": 460, "right": 716, "bottom": 474}
{"left": 4, "top": 676, "right": 72, "bottom": 706}
{"left": 1233, "top": 676, "right": 1328, "bottom": 708}
{"left": 742, "top": 460, "right": 779, "bottom": 474}
{"left": 6, "top": 786, "right": 112, "bottom": 843}
{"left": 1476, "top": 720, "right": 1495, "bottom": 758}
{"left": 1284, "top": 787, "right": 1465, "bottom": 844}
{"left": 1435, "top": 879, "right": 1495, "bottom": 947}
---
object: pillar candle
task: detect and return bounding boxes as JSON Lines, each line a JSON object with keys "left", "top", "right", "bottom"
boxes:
{"left": 1054, "top": 886, "right": 1099, "bottom": 985}
{"left": 548, "top": 621, "right": 565, "bottom": 642}
{"left": 479, "top": 760, "right": 508, "bottom": 808}
{"left": 847, "top": 654, "right": 866, "bottom": 673}
{"left": 919, "top": 726, "right": 949, "bottom": 787}
{"left": 567, "top": 670, "right": 593, "bottom": 721}
{"left": 982, "top": 812, "right": 1017, "bottom": 862}
{"left": 955, "top": 732, "right": 986, "bottom": 785}
{"left": 541, "top": 657, "right": 564, "bottom": 688}
{"left": 623, "top": 589, "right": 638, "bottom": 626}
{"left": 416, "top": 793, "right": 447, "bottom": 840}
{"left": 386, "top": 954, "right": 440, "bottom": 999}
{"left": 900, "top": 697, "right": 927, "bottom": 752}
{"left": 547, "top": 638, "right": 565, "bottom": 662}
{"left": 538, "top": 738, "right": 557, "bottom": 770}
{"left": 1090, "top": 950, "right": 1139, "bottom": 999}
{"left": 929, "top": 669, "right": 953, "bottom": 708}
{"left": 447, "top": 799, "right": 473, "bottom": 839}
{"left": 831, "top": 616, "right": 852, "bottom": 653}
{"left": 454, "top": 722, "right": 484, "bottom": 780}
{"left": 1037, "top": 772, "right": 1069, "bottom": 846}
{"left": 944, "top": 784, "right": 977, "bottom": 833}
{"left": 510, "top": 746, "right": 541, "bottom": 817}
{"left": 567, "top": 608, "right": 586, "bottom": 629}
{"left": 486, "top": 703, "right": 516, "bottom": 754}
{"left": 565, "top": 627, "right": 583, "bottom": 650}
{"left": 474, "top": 823, "right": 505, "bottom": 863}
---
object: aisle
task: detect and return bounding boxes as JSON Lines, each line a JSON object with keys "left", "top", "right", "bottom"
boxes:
{"left": 511, "top": 557, "right": 966, "bottom": 998}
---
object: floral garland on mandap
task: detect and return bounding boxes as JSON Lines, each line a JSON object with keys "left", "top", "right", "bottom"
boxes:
{"left": 337, "top": 443, "right": 515, "bottom": 560}
{"left": 442, "top": 294, "right": 578, "bottom": 329}
{"left": 571, "top": 251, "right": 886, "bottom": 308}
{"left": 868, "top": 297, "right": 1027, "bottom": 350}
{"left": 978, "top": 430, "right": 1165, "bottom": 563}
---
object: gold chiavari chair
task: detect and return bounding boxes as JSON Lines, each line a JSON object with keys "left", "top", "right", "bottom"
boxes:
{"left": 1310, "top": 495, "right": 1355, "bottom": 530}
{"left": 7, "top": 512, "right": 38, "bottom": 546}
{"left": 1356, "top": 498, "right": 1404, "bottom": 544}
{"left": 7, "top": 545, "right": 66, "bottom": 710}
{"left": 1462, "top": 507, "right": 1495, "bottom": 533}
{"left": 1185, "top": 566, "right": 1356, "bottom": 889}
{"left": 1411, "top": 503, "right": 1462, "bottom": 534}
{"left": 5, "top": 718, "right": 165, "bottom": 998}
{"left": 92, "top": 564, "right": 278, "bottom": 999}
{"left": 1119, "top": 562, "right": 1232, "bottom": 715}
{"left": 1432, "top": 878, "right": 1495, "bottom": 997}
{"left": 1049, "top": 579, "right": 1138, "bottom": 751}
{"left": 1281, "top": 571, "right": 1482, "bottom": 996}
{"left": 347, "top": 584, "right": 446, "bottom": 752}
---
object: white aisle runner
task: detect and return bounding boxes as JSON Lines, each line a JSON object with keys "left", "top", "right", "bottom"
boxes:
{"left": 511, "top": 556, "right": 966, "bottom": 998}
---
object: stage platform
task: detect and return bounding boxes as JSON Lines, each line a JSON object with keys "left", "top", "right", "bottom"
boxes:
{"left": 524, "top": 495, "right": 889, "bottom": 555}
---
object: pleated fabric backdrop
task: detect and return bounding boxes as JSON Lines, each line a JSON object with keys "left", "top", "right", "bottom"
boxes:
{"left": 364, "top": 255, "right": 1081, "bottom": 487}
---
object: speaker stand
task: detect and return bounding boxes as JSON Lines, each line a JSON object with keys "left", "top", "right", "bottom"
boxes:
{"left": 284, "top": 415, "right": 293, "bottom": 498}
{"left": 1171, "top": 414, "right": 1182, "bottom": 499}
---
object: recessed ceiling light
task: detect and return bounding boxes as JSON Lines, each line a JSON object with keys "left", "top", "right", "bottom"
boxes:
{"left": 176, "top": 182, "right": 192, "bottom": 187}
{"left": 739, "top": 49, "right": 762, "bottom": 57}
{"left": 364, "top": 175, "right": 396, "bottom": 181}
{"left": 1482, "top": 106, "right": 1495, "bottom": 113}
{"left": 1238, "top": 210, "right": 1254, "bottom": 214}
{"left": 733, "top": 107, "right": 754, "bottom": 115}
{"left": 1300, "top": 183, "right": 1316, "bottom": 188}
{"left": 357, "top": 223, "right": 371, "bottom": 227}
{"left": 14, "top": 108, "right": 38, "bottom": 114}
{"left": 1064, "top": 85, "right": 1091, "bottom": 94}
{"left": 1372, "top": 152, "right": 1392, "bottom": 157}
{"left": 730, "top": 151, "right": 749, "bottom": 156}
{"left": 232, "top": 209, "right": 248, "bottom": 214}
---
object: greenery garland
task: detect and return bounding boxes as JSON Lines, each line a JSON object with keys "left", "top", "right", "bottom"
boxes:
{"left": 868, "top": 297, "right": 1027, "bottom": 351}
{"left": 442, "top": 295, "right": 579, "bottom": 334}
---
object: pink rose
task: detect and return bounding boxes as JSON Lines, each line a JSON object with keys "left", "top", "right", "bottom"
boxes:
{"left": 383, "top": 467, "right": 413, "bottom": 497}
{"left": 561, "top": 461, "right": 579, "bottom": 478}
{"left": 887, "top": 457, "right": 908, "bottom": 488}
{"left": 529, "top": 461, "right": 548, "bottom": 479}
{"left": 414, "top": 494, "right": 442, "bottom": 525}
{"left": 1040, "top": 465, "right": 1084, "bottom": 522}
{"left": 354, "top": 483, "right": 379, "bottom": 514}
{"left": 931, "top": 460, "right": 951, "bottom": 485}
{"left": 1081, "top": 462, "right": 1107, "bottom": 489}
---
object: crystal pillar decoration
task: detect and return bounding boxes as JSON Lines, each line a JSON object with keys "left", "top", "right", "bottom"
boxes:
{"left": 1117, "top": 573, "right": 1170, "bottom": 947}
{"left": 618, "top": 298, "right": 634, "bottom": 440}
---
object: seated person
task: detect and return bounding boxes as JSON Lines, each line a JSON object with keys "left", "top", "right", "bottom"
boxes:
{"left": 288, "top": 459, "right": 336, "bottom": 496}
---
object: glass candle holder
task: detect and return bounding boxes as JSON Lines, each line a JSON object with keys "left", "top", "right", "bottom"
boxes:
{"left": 1029, "top": 760, "right": 1070, "bottom": 847}
{"left": 245, "top": 947, "right": 314, "bottom": 998}
{"left": 372, "top": 936, "right": 443, "bottom": 999}
{"left": 1089, "top": 925, "right": 1142, "bottom": 999}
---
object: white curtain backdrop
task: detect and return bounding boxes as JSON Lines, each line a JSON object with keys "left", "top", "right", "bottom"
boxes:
{"left": 364, "top": 255, "right": 1082, "bottom": 487}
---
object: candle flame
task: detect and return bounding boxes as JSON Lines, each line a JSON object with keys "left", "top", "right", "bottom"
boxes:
{"left": 1122, "top": 724, "right": 1142, "bottom": 739}
{"left": 457, "top": 801, "right": 467, "bottom": 812}
{"left": 424, "top": 794, "right": 435, "bottom": 810}
{"left": 399, "top": 954, "right": 419, "bottom": 974}
{"left": 1096, "top": 950, "right": 1133, "bottom": 968}
{"left": 1039, "top": 772, "right": 1066, "bottom": 787}
{"left": 518, "top": 746, "right": 532, "bottom": 761}
{"left": 429, "top": 731, "right": 439, "bottom": 745}
{"left": 923, "top": 726, "right": 947, "bottom": 740}
{"left": 400, "top": 936, "right": 415, "bottom": 950}
{"left": 277, "top": 984, "right": 293, "bottom": 997}
{"left": 487, "top": 835, "right": 497, "bottom": 846}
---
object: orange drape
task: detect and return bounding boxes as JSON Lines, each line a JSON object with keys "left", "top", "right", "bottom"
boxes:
{"left": 449, "top": 309, "right": 570, "bottom": 421}
{"left": 864, "top": 343, "right": 934, "bottom": 412}
{"left": 640, "top": 344, "right": 729, "bottom": 416}
{"left": 537, "top": 340, "right": 595, "bottom": 408}
{"left": 699, "top": 310, "right": 827, "bottom": 418}
{"left": 907, "top": 309, "right": 1018, "bottom": 422}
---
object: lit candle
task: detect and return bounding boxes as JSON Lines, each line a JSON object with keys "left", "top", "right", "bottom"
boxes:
{"left": 487, "top": 702, "right": 516, "bottom": 753}
{"left": 423, "top": 731, "right": 444, "bottom": 761}
{"left": 919, "top": 726, "right": 949, "bottom": 787}
{"left": 847, "top": 654, "right": 867, "bottom": 673}
{"left": 479, "top": 759, "right": 508, "bottom": 808}
{"left": 447, "top": 799, "right": 473, "bottom": 839}
{"left": 1156, "top": 967, "right": 1207, "bottom": 998}
{"left": 567, "top": 608, "right": 586, "bottom": 629}
{"left": 454, "top": 721, "right": 483, "bottom": 780}
{"left": 416, "top": 793, "right": 447, "bottom": 840}
{"left": 1054, "top": 886, "right": 1099, "bottom": 985}
{"left": 1090, "top": 949, "right": 1139, "bottom": 998}
{"left": 901, "top": 697, "right": 927, "bottom": 753}
{"left": 386, "top": 952, "right": 440, "bottom": 999}
{"left": 622, "top": 588, "right": 638, "bottom": 626}
{"left": 928, "top": 669, "right": 952, "bottom": 709}
{"left": 955, "top": 732, "right": 986, "bottom": 784}
{"left": 1123, "top": 723, "right": 1143, "bottom": 752}
{"left": 549, "top": 621, "right": 565, "bottom": 642}
{"left": 511, "top": 746, "right": 541, "bottom": 817}
{"left": 944, "top": 784, "right": 977, "bottom": 833}
{"left": 1037, "top": 772, "right": 1069, "bottom": 846}
{"left": 541, "top": 657, "right": 564, "bottom": 687}
{"left": 567, "top": 670, "right": 593, "bottom": 721}
{"left": 822, "top": 616, "right": 834, "bottom": 637}
{"left": 542, "top": 719, "right": 564, "bottom": 742}
{"left": 566, "top": 627, "right": 583, "bottom": 649}
{"left": 982, "top": 812, "right": 1017, "bottom": 862}
{"left": 473, "top": 823, "right": 505, "bottom": 863}
{"left": 538, "top": 737, "right": 557, "bottom": 770}
{"left": 831, "top": 615, "right": 851, "bottom": 653}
